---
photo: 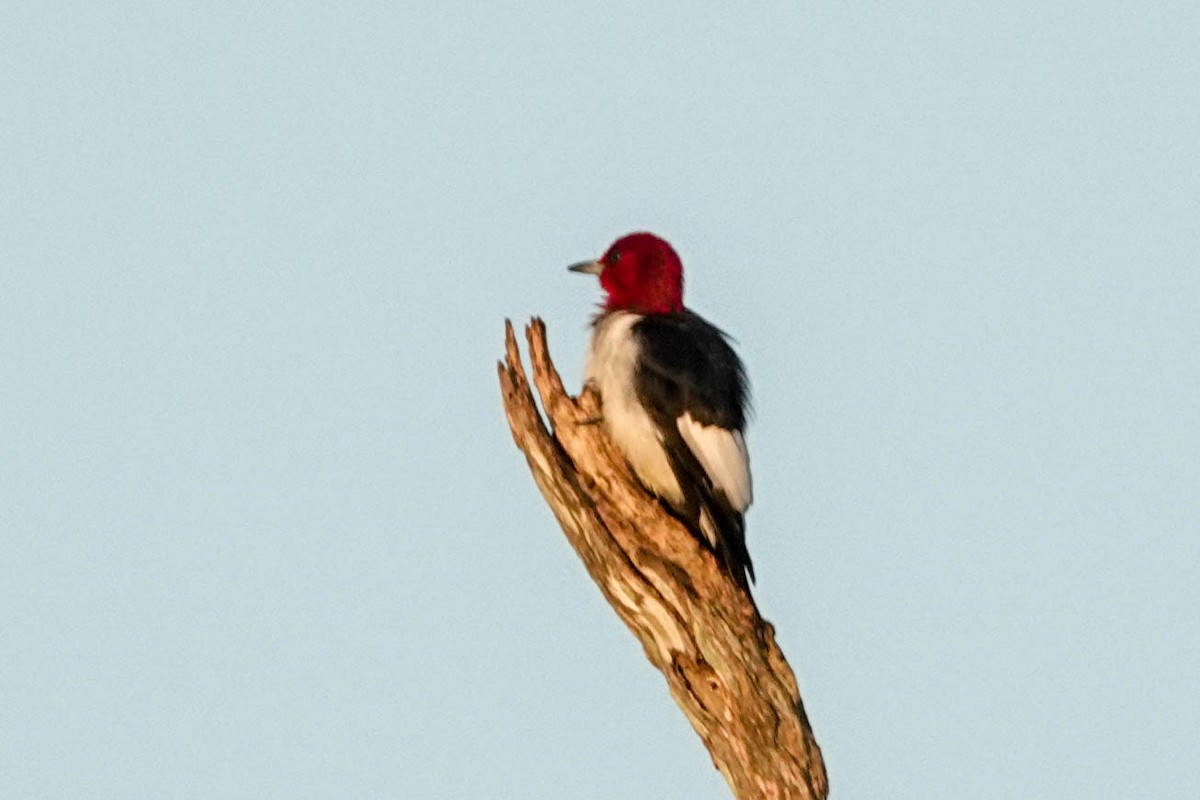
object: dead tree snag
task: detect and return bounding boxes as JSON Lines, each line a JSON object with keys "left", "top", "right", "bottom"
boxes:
{"left": 497, "top": 318, "right": 827, "bottom": 800}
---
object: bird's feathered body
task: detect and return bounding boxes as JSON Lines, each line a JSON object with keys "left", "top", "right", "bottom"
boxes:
{"left": 571, "top": 233, "right": 755, "bottom": 589}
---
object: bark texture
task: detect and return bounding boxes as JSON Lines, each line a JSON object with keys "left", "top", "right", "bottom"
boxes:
{"left": 497, "top": 319, "right": 828, "bottom": 800}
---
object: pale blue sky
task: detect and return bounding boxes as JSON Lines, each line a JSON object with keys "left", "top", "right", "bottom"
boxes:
{"left": 3, "top": 2, "right": 1197, "bottom": 798}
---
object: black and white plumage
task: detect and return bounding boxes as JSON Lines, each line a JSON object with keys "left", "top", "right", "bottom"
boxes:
{"left": 570, "top": 232, "right": 755, "bottom": 589}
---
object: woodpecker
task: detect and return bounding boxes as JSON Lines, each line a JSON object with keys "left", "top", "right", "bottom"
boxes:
{"left": 570, "top": 232, "right": 754, "bottom": 590}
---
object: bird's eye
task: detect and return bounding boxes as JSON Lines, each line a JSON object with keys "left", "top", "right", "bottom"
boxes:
{"left": 607, "top": 251, "right": 622, "bottom": 266}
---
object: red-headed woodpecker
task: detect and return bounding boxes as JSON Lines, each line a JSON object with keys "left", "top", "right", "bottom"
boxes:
{"left": 570, "top": 232, "right": 754, "bottom": 590}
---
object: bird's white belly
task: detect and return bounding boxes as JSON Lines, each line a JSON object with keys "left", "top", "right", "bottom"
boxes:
{"left": 585, "top": 312, "right": 683, "bottom": 505}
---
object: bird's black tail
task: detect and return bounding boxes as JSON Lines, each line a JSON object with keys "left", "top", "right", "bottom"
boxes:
{"left": 658, "top": 428, "right": 756, "bottom": 594}
{"left": 699, "top": 498, "right": 755, "bottom": 593}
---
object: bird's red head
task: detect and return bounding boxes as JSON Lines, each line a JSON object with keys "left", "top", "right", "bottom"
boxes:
{"left": 570, "top": 232, "right": 684, "bottom": 315}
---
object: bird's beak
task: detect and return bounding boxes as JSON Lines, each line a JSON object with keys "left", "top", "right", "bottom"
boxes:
{"left": 568, "top": 259, "right": 604, "bottom": 276}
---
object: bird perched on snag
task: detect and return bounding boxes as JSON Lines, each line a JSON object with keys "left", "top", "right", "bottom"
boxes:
{"left": 570, "top": 232, "right": 754, "bottom": 590}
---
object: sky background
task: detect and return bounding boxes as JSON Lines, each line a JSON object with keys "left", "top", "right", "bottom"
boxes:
{"left": 3, "top": 2, "right": 1198, "bottom": 798}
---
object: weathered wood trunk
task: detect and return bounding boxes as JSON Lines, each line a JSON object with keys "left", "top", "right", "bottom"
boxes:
{"left": 497, "top": 319, "right": 827, "bottom": 800}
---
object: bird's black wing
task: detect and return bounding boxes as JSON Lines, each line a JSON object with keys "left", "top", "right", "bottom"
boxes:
{"left": 631, "top": 311, "right": 748, "bottom": 428}
{"left": 631, "top": 311, "right": 754, "bottom": 588}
